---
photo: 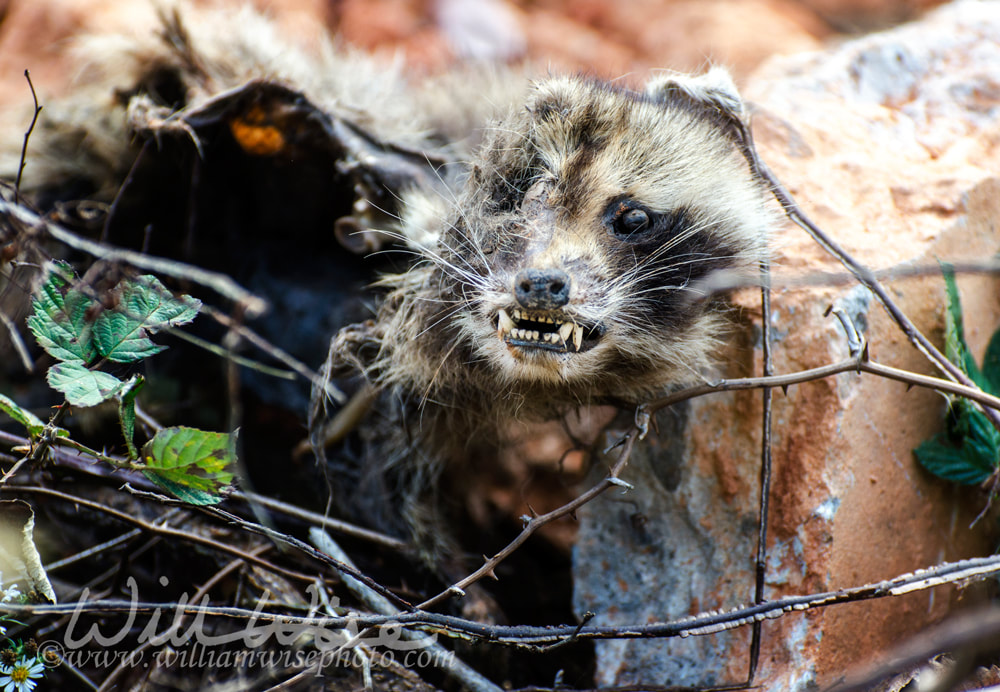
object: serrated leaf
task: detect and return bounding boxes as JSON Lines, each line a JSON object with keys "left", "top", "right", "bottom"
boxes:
{"left": 141, "top": 474, "right": 227, "bottom": 506}
{"left": 142, "top": 426, "right": 236, "bottom": 505}
{"left": 27, "top": 262, "right": 98, "bottom": 363}
{"left": 93, "top": 275, "right": 200, "bottom": 363}
{"left": 118, "top": 375, "right": 145, "bottom": 459}
{"left": 46, "top": 361, "right": 125, "bottom": 407}
{"left": 915, "top": 436, "right": 993, "bottom": 485}
{"left": 982, "top": 326, "right": 1000, "bottom": 396}
{"left": 940, "top": 263, "right": 985, "bottom": 387}
{"left": 0, "top": 393, "right": 45, "bottom": 436}
{"left": 93, "top": 311, "right": 167, "bottom": 363}
{"left": 124, "top": 275, "right": 201, "bottom": 332}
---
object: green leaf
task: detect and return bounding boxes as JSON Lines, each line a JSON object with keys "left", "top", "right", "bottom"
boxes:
{"left": 142, "top": 475, "right": 228, "bottom": 506}
{"left": 915, "top": 435, "right": 993, "bottom": 485}
{"left": 0, "top": 393, "right": 45, "bottom": 436}
{"left": 940, "top": 263, "right": 985, "bottom": 387}
{"left": 27, "top": 262, "right": 97, "bottom": 363}
{"left": 124, "top": 275, "right": 201, "bottom": 331}
{"left": 93, "top": 311, "right": 167, "bottom": 363}
{"left": 47, "top": 361, "right": 125, "bottom": 407}
{"left": 982, "top": 326, "right": 1000, "bottom": 397}
{"left": 93, "top": 275, "right": 200, "bottom": 363}
{"left": 118, "top": 375, "right": 145, "bottom": 459}
{"left": 142, "top": 427, "right": 236, "bottom": 505}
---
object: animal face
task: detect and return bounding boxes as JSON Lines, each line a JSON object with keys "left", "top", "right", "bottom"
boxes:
{"left": 431, "top": 73, "right": 771, "bottom": 393}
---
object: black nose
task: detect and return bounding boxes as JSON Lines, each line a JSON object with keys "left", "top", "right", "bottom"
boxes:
{"left": 514, "top": 268, "right": 571, "bottom": 310}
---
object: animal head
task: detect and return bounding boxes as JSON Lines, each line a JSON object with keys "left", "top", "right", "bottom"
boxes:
{"left": 399, "top": 68, "right": 772, "bottom": 402}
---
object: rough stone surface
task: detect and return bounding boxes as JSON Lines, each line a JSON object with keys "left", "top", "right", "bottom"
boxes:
{"left": 572, "top": 1, "right": 1000, "bottom": 687}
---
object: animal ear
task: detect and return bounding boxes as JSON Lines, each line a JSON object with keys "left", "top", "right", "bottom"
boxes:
{"left": 645, "top": 67, "right": 743, "bottom": 118}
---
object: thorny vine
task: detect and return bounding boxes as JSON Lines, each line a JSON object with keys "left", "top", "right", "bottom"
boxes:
{"left": 0, "top": 90, "right": 999, "bottom": 692}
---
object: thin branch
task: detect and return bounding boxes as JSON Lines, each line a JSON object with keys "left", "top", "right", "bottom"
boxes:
{"left": 6, "top": 485, "right": 318, "bottom": 585}
{"left": 417, "top": 432, "right": 638, "bottom": 611}
{"left": 750, "top": 148, "right": 1000, "bottom": 435}
{"left": 748, "top": 258, "right": 774, "bottom": 684}
{"left": 0, "top": 309, "right": 34, "bottom": 372}
{"left": 95, "top": 546, "right": 267, "bottom": 692}
{"left": 0, "top": 197, "right": 268, "bottom": 316}
{"left": 204, "top": 305, "right": 345, "bottom": 404}
{"left": 235, "top": 490, "right": 408, "bottom": 552}
{"left": 825, "top": 607, "right": 1000, "bottom": 692}
{"left": 310, "top": 528, "right": 503, "bottom": 692}
{"left": 645, "top": 356, "right": 1000, "bottom": 415}
{"left": 4, "top": 553, "right": 999, "bottom": 646}
{"left": 14, "top": 70, "right": 42, "bottom": 206}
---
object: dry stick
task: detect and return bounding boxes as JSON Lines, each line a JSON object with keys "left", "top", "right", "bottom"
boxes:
{"left": 192, "top": 501, "right": 414, "bottom": 612}
{"left": 115, "top": 483, "right": 414, "bottom": 611}
{"left": 95, "top": 547, "right": 267, "bottom": 692}
{"left": 234, "top": 490, "right": 408, "bottom": 552}
{"left": 203, "top": 305, "right": 346, "bottom": 404}
{"left": 823, "top": 607, "right": 1000, "bottom": 692}
{"left": 0, "top": 310, "right": 34, "bottom": 372}
{"left": 311, "top": 528, "right": 503, "bottom": 692}
{"left": 8, "top": 486, "right": 317, "bottom": 585}
{"left": 644, "top": 356, "right": 1000, "bottom": 416}
{"left": 0, "top": 197, "right": 268, "bottom": 317}
{"left": 1, "top": 402, "right": 71, "bottom": 485}
{"left": 0, "top": 425, "right": 408, "bottom": 551}
{"left": 752, "top": 157, "right": 1000, "bottom": 435}
{"left": 13, "top": 70, "right": 42, "bottom": 207}
{"left": 417, "top": 431, "right": 638, "bottom": 611}
{"left": 747, "top": 260, "right": 774, "bottom": 685}
{"left": 6, "top": 553, "right": 1000, "bottom": 645}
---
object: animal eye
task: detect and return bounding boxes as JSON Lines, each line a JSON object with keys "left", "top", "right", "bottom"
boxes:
{"left": 606, "top": 200, "right": 655, "bottom": 240}
{"left": 620, "top": 209, "right": 649, "bottom": 234}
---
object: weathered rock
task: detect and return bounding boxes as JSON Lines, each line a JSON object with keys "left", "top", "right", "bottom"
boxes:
{"left": 572, "top": 1, "right": 1000, "bottom": 687}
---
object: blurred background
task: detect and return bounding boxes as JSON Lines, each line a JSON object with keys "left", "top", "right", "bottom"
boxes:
{"left": 0, "top": 0, "right": 948, "bottom": 105}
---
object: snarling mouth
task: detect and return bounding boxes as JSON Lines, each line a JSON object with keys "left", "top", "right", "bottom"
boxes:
{"left": 495, "top": 308, "right": 602, "bottom": 353}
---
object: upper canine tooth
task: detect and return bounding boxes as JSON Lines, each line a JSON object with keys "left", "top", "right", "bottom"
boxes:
{"left": 558, "top": 322, "right": 574, "bottom": 343}
{"left": 573, "top": 324, "right": 583, "bottom": 351}
{"left": 497, "top": 309, "right": 514, "bottom": 336}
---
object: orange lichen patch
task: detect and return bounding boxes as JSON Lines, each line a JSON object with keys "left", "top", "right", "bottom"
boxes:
{"left": 228, "top": 105, "right": 286, "bottom": 156}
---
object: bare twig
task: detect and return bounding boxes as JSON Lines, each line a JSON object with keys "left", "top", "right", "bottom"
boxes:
{"left": 95, "top": 546, "right": 269, "bottom": 692}
{"left": 644, "top": 356, "right": 1000, "bottom": 415}
{"left": 14, "top": 70, "right": 42, "bottom": 206}
{"left": 310, "top": 528, "right": 503, "bottom": 692}
{"left": 6, "top": 485, "right": 318, "bottom": 584}
{"left": 0, "top": 197, "right": 268, "bottom": 316}
{"left": 417, "top": 431, "right": 638, "bottom": 611}
{"left": 0, "top": 309, "right": 34, "bottom": 372}
{"left": 825, "top": 607, "right": 1000, "bottom": 692}
{"left": 750, "top": 151, "right": 1000, "bottom": 434}
{"left": 204, "top": 305, "right": 345, "bottom": 404}
{"left": 748, "top": 259, "right": 774, "bottom": 684}
{"left": 5, "top": 553, "right": 1000, "bottom": 646}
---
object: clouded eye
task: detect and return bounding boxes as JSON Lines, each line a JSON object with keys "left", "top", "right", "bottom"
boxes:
{"left": 620, "top": 209, "right": 649, "bottom": 235}
{"left": 606, "top": 199, "right": 654, "bottom": 241}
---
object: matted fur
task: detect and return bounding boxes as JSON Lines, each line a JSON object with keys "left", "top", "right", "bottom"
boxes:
{"left": 0, "top": 6, "right": 773, "bottom": 550}
{"left": 362, "top": 73, "right": 772, "bottom": 428}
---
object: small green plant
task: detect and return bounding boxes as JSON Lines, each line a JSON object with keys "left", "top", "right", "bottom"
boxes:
{"left": 1, "top": 261, "right": 235, "bottom": 505}
{"left": 914, "top": 264, "right": 1000, "bottom": 485}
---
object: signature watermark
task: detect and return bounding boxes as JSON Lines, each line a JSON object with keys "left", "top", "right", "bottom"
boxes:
{"left": 38, "top": 576, "right": 454, "bottom": 673}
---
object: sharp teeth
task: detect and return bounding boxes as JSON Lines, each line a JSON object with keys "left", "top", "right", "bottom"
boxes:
{"left": 558, "top": 322, "right": 574, "bottom": 343}
{"left": 532, "top": 331, "right": 539, "bottom": 340}
{"left": 573, "top": 324, "right": 583, "bottom": 351}
{"left": 497, "top": 309, "right": 514, "bottom": 337}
